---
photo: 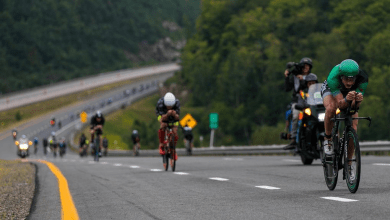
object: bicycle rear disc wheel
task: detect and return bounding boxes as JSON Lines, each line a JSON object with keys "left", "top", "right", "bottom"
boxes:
{"left": 344, "top": 127, "right": 361, "bottom": 193}
{"left": 323, "top": 124, "right": 339, "bottom": 191}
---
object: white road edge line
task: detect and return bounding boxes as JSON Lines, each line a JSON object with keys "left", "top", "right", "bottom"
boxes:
{"left": 373, "top": 163, "right": 390, "bottom": 166}
{"left": 174, "top": 172, "right": 189, "bottom": 175}
{"left": 255, "top": 186, "right": 281, "bottom": 190}
{"left": 321, "top": 197, "right": 358, "bottom": 202}
{"left": 209, "top": 177, "right": 229, "bottom": 181}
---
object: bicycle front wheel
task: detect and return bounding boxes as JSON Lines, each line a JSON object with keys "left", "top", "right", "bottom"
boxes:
{"left": 344, "top": 127, "right": 361, "bottom": 193}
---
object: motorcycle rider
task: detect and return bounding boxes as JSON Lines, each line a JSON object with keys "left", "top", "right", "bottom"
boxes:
{"left": 321, "top": 59, "right": 368, "bottom": 168}
{"left": 90, "top": 110, "right": 105, "bottom": 155}
{"left": 131, "top": 130, "right": 141, "bottom": 156}
{"left": 156, "top": 92, "right": 180, "bottom": 160}
{"left": 284, "top": 57, "right": 313, "bottom": 149}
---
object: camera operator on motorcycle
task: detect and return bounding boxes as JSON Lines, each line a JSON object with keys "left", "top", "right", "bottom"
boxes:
{"left": 284, "top": 57, "right": 313, "bottom": 150}
{"left": 321, "top": 59, "right": 368, "bottom": 158}
{"left": 156, "top": 92, "right": 180, "bottom": 160}
{"left": 90, "top": 110, "right": 105, "bottom": 155}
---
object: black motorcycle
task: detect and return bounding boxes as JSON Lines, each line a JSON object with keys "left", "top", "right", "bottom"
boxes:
{"left": 294, "top": 83, "right": 325, "bottom": 165}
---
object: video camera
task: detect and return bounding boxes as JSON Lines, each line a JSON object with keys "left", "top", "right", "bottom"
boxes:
{"left": 286, "top": 62, "right": 304, "bottom": 76}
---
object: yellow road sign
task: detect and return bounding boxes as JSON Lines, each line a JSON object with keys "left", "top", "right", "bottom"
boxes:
{"left": 80, "top": 111, "right": 88, "bottom": 123}
{"left": 180, "top": 113, "right": 197, "bottom": 128}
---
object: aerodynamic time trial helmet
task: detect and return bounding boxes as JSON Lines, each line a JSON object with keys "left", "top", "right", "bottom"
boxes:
{"left": 163, "top": 92, "right": 176, "bottom": 107}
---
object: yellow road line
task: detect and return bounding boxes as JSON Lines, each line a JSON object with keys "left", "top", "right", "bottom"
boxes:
{"left": 35, "top": 159, "right": 79, "bottom": 220}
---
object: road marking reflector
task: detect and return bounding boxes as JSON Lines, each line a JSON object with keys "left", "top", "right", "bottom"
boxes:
{"left": 321, "top": 197, "right": 358, "bottom": 202}
{"left": 114, "top": 163, "right": 122, "bottom": 166}
{"left": 130, "top": 166, "right": 140, "bottom": 168}
{"left": 255, "top": 186, "right": 280, "bottom": 190}
{"left": 151, "top": 169, "right": 162, "bottom": 172}
{"left": 174, "top": 172, "right": 189, "bottom": 175}
{"left": 209, "top": 177, "right": 229, "bottom": 181}
{"left": 35, "top": 160, "right": 79, "bottom": 220}
{"left": 373, "top": 163, "right": 390, "bottom": 166}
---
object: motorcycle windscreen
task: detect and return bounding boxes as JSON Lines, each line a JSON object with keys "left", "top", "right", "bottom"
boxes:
{"left": 306, "top": 83, "right": 323, "bottom": 105}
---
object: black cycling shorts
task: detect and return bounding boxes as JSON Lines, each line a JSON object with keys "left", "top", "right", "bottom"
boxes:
{"left": 321, "top": 80, "right": 332, "bottom": 99}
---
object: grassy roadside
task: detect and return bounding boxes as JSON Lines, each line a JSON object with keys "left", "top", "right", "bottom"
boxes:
{"left": 0, "top": 160, "right": 35, "bottom": 219}
{"left": 0, "top": 74, "right": 157, "bottom": 134}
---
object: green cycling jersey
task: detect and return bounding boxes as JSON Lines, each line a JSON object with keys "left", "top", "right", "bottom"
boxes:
{"left": 327, "top": 65, "right": 368, "bottom": 97}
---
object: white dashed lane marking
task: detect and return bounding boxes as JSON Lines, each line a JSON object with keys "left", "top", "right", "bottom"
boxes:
{"left": 101, "top": 162, "right": 109, "bottom": 165}
{"left": 130, "top": 166, "right": 140, "bottom": 168}
{"left": 151, "top": 169, "right": 162, "bottom": 172}
{"left": 373, "top": 163, "right": 390, "bottom": 166}
{"left": 209, "top": 177, "right": 229, "bottom": 181}
{"left": 321, "top": 197, "right": 358, "bottom": 202}
{"left": 114, "top": 163, "right": 122, "bottom": 166}
{"left": 283, "top": 159, "right": 301, "bottom": 163}
{"left": 256, "top": 186, "right": 281, "bottom": 190}
{"left": 174, "top": 172, "right": 189, "bottom": 175}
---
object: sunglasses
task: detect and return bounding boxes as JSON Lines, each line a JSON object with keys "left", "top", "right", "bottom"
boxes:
{"left": 341, "top": 75, "right": 357, "bottom": 82}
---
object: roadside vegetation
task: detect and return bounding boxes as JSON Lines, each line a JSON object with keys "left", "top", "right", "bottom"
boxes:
{"left": 0, "top": 160, "right": 35, "bottom": 219}
{"left": 0, "top": 0, "right": 200, "bottom": 94}
{"left": 179, "top": 0, "right": 390, "bottom": 143}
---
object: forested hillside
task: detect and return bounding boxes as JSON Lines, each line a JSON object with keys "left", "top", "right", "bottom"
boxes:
{"left": 0, "top": 0, "right": 200, "bottom": 93}
{"left": 180, "top": 0, "right": 390, "bottom": 142}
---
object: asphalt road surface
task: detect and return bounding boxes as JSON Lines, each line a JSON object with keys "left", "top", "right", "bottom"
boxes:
{"left": 1, "top": 74, "right": 390, "bottom": 219}
{"left": 26, "top": 154, "right": 390, "bottom": 219}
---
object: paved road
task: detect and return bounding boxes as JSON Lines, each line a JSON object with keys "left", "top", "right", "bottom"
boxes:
{"left": 0, "top": 63, "right": 180, "bottom": 111}
{"left": 25, "top": 154, "right": 390, "bottom": 219}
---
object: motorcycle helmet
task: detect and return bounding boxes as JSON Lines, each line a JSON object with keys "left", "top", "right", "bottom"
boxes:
{"left": 51, "top": 131, "right": 56, "bottom": 136}
{"left": 305, "top": 73, "right": 318, "bottom": 83}
{"left": 163, "top": 92, "right": 176, "bottom": 107}
{"left": 300, "top": 57, "right": 313, "bottom": 67}
{"left": 21, "top": 135, "right": 27, "bottom": 139}
{"left": 133, "top": 130, "right": 138, "bottom": 134}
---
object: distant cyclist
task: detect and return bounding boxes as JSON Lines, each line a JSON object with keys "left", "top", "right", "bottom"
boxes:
{"left": 79, "top": 133, "right": 87, "bottom": 156}
{"left": 90, "top": 110, "right": 105, "bottom": 155}
{"left": 42, "top": 137, "right": 48, "bottom": 155}
{"left": 131, "top": 130, "right": 141, "bottom": 156}
{"left": 182, "top": 125, "right": 194, "bottom": 155}
{"left": 33, "top": 137, "right": 39, "bottom": 154}
{"left": 49, "top": 131, "right": 58, "bottom": 157}
{"left": 156, "top": 92, "right": 180, "bottom": 160}
{"left": 321, "top": 59, "right": 368, "bottom": 175}
{"left": 102, "top": 136, "right": 108, "bottom": 156}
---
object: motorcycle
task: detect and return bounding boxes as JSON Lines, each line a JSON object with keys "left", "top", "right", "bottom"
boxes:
{"left": 294, "top": 83, "right": 325, "bottom": 165}
{"left": 15, "top": 140, "right": 32, "bottom": 158}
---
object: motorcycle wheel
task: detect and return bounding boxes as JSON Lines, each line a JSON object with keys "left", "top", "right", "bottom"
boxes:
{"left": 300, "top": 154, "right": 314, "bottom": 165}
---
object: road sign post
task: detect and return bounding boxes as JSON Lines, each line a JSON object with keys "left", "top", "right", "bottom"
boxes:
{"left": 209, "top": 113, "right": 219, "bottom": 148}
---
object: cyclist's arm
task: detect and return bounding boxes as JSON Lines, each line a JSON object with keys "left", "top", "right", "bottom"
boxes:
{"left": 335, "top": 93, "right": 349, "bottom": 109}
{"left": 355, "top": 82, "right": 367, "bottom": 95}
{"left": 327, "top": 65, "right": 342, "bottom": 97}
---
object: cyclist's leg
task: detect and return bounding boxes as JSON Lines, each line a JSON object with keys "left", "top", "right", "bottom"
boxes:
{"left": 323, "top": 95, "right": 337, "bottom": 138}
{"left": 158, "top": 121, "right": 167, "bottom": 155}
{"left": 347, "top": 112, "right": 359, "bottom": 165}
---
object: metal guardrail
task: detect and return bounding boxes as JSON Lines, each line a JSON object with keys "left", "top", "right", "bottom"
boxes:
{"left": 103, "top": 141, "right": 390, "bottom": 157}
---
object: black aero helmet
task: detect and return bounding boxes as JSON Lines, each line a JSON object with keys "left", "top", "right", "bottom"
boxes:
{"left": 300, "top": 57, "right": 313, "bottom": 68}
{"left": 305, "top": 73, "right": 318, "bottom": 83}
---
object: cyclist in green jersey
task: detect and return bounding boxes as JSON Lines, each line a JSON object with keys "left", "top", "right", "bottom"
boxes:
{"left": 320, "top": 59, "right": 368, "bottom": 155}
